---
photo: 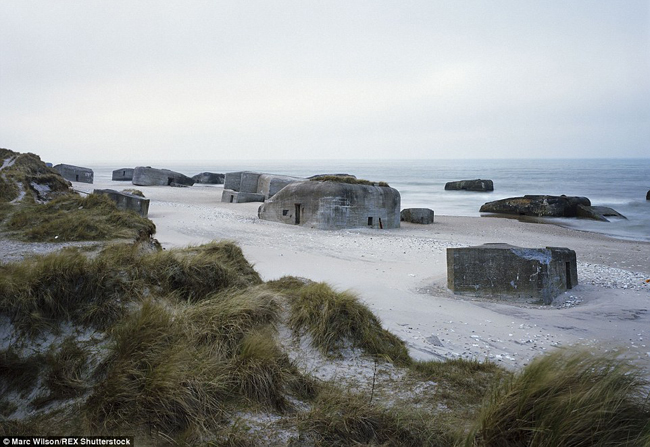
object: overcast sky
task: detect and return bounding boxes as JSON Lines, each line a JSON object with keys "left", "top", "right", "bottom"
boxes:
{"left": 1, "top": 1, "right": 648, "bottom": 163}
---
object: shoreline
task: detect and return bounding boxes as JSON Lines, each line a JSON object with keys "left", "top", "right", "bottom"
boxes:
{"left": 6, "top": 181, "right": 650, "bottom": 371}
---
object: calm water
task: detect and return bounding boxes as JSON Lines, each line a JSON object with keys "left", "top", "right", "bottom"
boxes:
{"left": 92, "top": 159, "right": 650, "bottom": 242}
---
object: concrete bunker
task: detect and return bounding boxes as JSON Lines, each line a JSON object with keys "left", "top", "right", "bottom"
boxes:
{"left": 53, "top": 164, "right": 94, "bottom": 184}
{"left": 112, "top": 168, "right": 134, "bottom": 181}
{"left": 222, "top": 171, "right": 304, "bottom": 203}
{"left": 258, "top": 181, "right": 401, "bottom": 230}
{"left": 93, "top": 189, "right": 150, "bottom": 217}
{"left": 446, "top": 243, "right": 577, "bottom": 305}
{"left": 132, "top": 166, "right": 194, "bottom": 187}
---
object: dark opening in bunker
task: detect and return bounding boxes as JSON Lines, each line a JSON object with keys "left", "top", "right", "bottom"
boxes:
{"left": 282, "top": 210, "right": 288, "bottom": 216}
{"left": 167, "top": 177, "right": 174, "bottom": 186}
{"left": 295, "top": 204, "right": 301, "bottom": 224}
{"left": 75, "top": 174, "right": 79, "bottom": 181}
{"left": 230, "top": 195, "right": 234, "bottom": 203}
{"left": 367, "top": 217, "right": 373, "bottom": 226}
{"left": 566, "top": 262, "right": 573, "bottom": 289}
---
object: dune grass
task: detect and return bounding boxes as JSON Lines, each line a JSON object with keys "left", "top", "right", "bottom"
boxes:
{"left": 467, "top": 349, "right": 650, "bottom": 447}
{"left": 7, "top": 193, "right": 156, "bottom": 242}
{"left": 295, "top": 387, "right": 458, "bottom": 447}
{"left": 269, "top": 277, "right": 410, "bottom": 365}
{"left": 0, "top": 149, "right": 71, "bottom": 203}
{"left": 0, "top": 241, "right": 262, "bottom": 337}
{"left": 86, "top": 293, "right": 316, "bottom": 441}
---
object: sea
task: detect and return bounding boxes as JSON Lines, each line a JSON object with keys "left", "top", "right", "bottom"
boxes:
{"left": 91, "top": 159, "right": 650, "bottom": 243}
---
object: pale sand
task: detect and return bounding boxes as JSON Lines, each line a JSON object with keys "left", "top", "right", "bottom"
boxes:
{"left": 78, "top": 181, "right": 650, "bottom": 370}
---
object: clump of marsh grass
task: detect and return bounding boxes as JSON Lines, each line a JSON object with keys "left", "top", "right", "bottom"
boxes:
{"left": 467, "top": 349, "right": 650, "bottom": 447}
{"left": 137, "top": 242, "right": 262, "bottom": 301}
{"left": 272, "top": 278, "right": 410, "bottom": 365}
{"left": 7, "top": 193, "right": 156, "bottom": 242}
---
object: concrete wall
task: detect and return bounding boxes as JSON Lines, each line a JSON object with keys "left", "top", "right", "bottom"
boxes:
{"left": 401, "top": 208, "right": 434, "bottom": 224}
{"left": 224, "top": 171, "right": 244, "bottom": 191}
{"left": 258, "top": 181, "right": 401, "bottom": 230}
{"left": 93, "top": 189, "right": 150, "bottom": 217}
{"left": 447, "top": 243, "right": 577, "bottom": 304}
{"left": 257, "top": 174, "right": 304, "bottom": 199}
{"left": 221, "top": 189, "right": 265, "bottom": 203}
{"left": 112, "top": 168, "right": 134, "bottom": 181}
{"left": 53, "top": 164, "right": 94, "bottom": 184}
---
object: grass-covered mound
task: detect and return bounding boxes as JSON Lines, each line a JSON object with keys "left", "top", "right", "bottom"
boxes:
{"left": 0, "top": 241, "right": 261, "bottom": 336}
{"left": 7, "top": 193, "right": 156, "bottom": 242}
{"left": 269, "top": 277, "right": 410, "bottom": 365}
{"left": 0, "top": 148, "right": 71, "bottom": 204}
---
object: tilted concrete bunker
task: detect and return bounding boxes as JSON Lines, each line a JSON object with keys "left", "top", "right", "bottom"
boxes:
{"left": 258, "top": 181, "right": 401, "bottom": 230}
{"left": 132, "top": 166, "right": 194, "bottom": 187}
{"left": 93, "top": 189, "right": 150, "bottom": 217}
{"left": 447, "top": 243, "right": 577, "bottom": 304}
{"left": 53, "top": 164, "right": 94, "bottom": 184}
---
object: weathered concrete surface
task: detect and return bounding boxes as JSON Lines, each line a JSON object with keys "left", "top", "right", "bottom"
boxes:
{"left": 192, "top": 172, "right": 225, "bottom": 184}
{"left": 93, "top": 188, "right": 150, "bottom": 217}
{"left": 224, "top": 171, "right": 245, "bottom": 191}
{"left": 445, "top": 179, "right": 494, "bottom": 192}
{"left": 53, "top": 164, "right": 94, "bottom": 184}
{"left": 308, "top": 174, "right": 356, "bottom": 180}
{"left": 257, "top": 174, "right": 305, "bottom": 199}
{"left": 576, "top": 205, "right": 626, "bottom": 222}
{"left": 132, "top": 166, "right": 194, "bottom": 187}
{"left": 401, "top": 208, "right": 434, "bottom": 224}
{"left": 112, "top": 168, "right": 134, "bottom": 181}
{"left": 258, "top": 181, "right": 401, "bottom": 230}
{"left": 221, "top": 189, "right": 265, "bottom": 203}
{"left": 480, "top": 195, "right": 590, "bottom": 217}
{"left": 447, "top": 243, "right": 578, "bottom": 304}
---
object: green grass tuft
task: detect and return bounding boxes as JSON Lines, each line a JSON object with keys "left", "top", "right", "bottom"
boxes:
{"left": 283, "top": 280, "right": 410, "bottom": 365}
{"left": 467, "top": 349, "right": 650, "bottom": 447}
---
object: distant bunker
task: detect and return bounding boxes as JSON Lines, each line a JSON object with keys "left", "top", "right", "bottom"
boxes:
{"left": 112, "top": 168, "right": 134, "bottom": 181}
{"left": 93, "top": 189, "right": 150, "bottom": 217}
{"left": 222, "top": 171, "right": 304, "bottom": 203}
{"left": 445, "top": 179, "right": 494, "bottom": 192}
{"left": 53, "top": 164, "right": 94, "bottom": 184}
{"left": 258, "top": 181, "right": 401, "bottom": 230}
{"left": 401, "top": 208, "right": 434, "bottom": 224}
{"left": 447, "top": 243, "right": 578, "bottom": 305}
{"left": 132, "top": 166, "right": 194, "bottom": 187}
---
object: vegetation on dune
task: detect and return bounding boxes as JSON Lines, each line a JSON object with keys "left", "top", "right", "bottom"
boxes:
{"left": 310, "top": 175, "right": 390, "bottom": 187}
{"left": 269, "top": 277, "right": 410, "bottom": 365}
{"left": 0, "top": 241, "right": 261, "bottom": 336}
{"left": 7, "top": 193, "right": 156, "bottom": 242}
{"left": 0, "top": 148, "right": 71, "bottom": 204}
{"left": 466, "top": 349, "right": 650, "bottom": 447}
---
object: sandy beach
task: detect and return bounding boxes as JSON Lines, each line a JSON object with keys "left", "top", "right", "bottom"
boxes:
{"left": 56, "top": 181, "right": 650, "bottom": 371}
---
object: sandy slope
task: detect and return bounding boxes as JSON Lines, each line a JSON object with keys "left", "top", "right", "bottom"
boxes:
{"left": 65, "top": 181, "right": 650, "bottom": 370}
